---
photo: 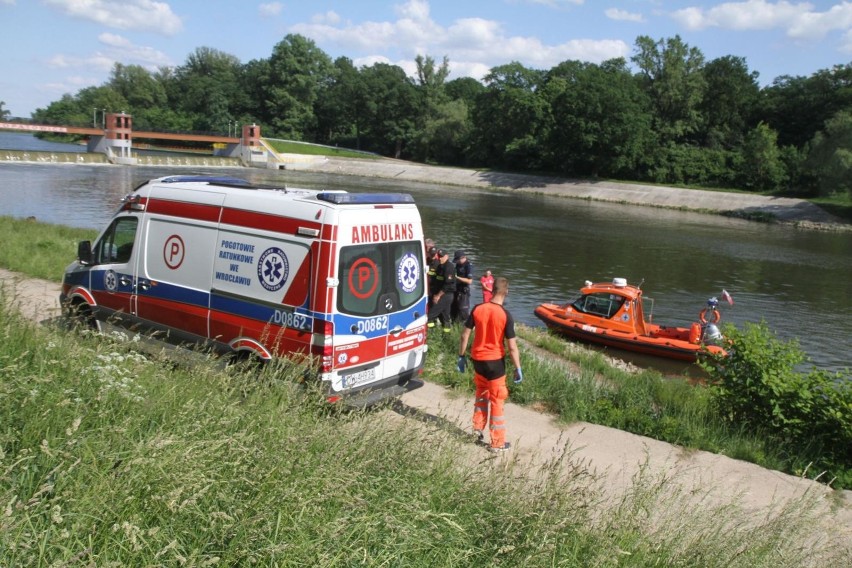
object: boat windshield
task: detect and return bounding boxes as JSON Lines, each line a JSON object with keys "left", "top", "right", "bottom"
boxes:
{"left": 571, "top": 293, "right": 626, "bottom": 319}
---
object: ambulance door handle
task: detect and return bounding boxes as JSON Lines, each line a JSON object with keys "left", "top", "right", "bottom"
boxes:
{"left": 137, "top": 279, "right": 151, "bottom": 291}
{"left": 119, "top": 275, "right": 132, "bottom": 287}
{"left": 390, "top": 326, "right": 403, "bottom": 336}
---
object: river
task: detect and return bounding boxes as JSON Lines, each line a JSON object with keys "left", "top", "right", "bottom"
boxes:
{"left": 1, "top": 131, "right": 850, "bottom": 373}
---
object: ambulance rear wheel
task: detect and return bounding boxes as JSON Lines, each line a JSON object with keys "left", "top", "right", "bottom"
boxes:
{"left": 225, "top": 350, "right": 266, "bottom": 376}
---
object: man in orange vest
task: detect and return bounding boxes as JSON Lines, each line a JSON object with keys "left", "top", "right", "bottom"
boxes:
{"left": 456, "top": 276, "right": 522, "bottom": 452}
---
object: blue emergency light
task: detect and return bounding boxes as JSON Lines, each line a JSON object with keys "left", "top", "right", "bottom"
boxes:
{"left": 316, "top": 193, "right": 415, "bottom": 205}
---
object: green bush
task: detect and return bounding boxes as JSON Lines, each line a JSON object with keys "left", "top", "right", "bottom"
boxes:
{"left": 701, "top": 321, "right": 852, "bottom": 482}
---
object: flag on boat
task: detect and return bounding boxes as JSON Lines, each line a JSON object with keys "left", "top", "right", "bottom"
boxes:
{"left": 722, "top": 289, "right": 734, "bottom": 305}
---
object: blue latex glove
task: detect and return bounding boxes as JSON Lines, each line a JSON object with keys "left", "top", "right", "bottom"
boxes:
{"left": 513, "top": 368, "right": 524, "bottom": 383}
{"left": 456, "top": 355, "right": 466, "bottom": 373}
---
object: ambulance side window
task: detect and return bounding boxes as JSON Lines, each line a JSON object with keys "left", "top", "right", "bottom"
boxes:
{"left": 94, "top": 217, "right": 138, "bottom": 265}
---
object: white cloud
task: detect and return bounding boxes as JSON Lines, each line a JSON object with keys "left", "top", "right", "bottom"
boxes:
{"left": 45, "top": 33, "right": 171, "bottom": 76}
{"left": 605, "top": 8, "right": 646, "bottom": 23}
{"left": 290, "top": 0, "right": 627, "bottom": 80}
{"left": 259, "top": 2, "right": 283, "bottom": 18}
{"left": 42, "top": 0, "right": 182, "bottom": 35}
{"left": 311, "top": 11, "right": 341, "bottom": 26}
{"left": 519, "top": 0, "right": 584, "bottom": 7}
{"left": 671, "top": 0, "right": 852, "bottom": 51}
{"left": 1, "top": 0, "right": 17, "bottom": 6}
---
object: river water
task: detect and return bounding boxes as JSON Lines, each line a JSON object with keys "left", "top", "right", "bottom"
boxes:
{"left": 1, "top": 131, "right": 850, "bottom": 373}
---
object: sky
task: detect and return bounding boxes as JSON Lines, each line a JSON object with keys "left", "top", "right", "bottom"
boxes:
{"left": 2, "top": 0, "right": 852, "bottom": 117}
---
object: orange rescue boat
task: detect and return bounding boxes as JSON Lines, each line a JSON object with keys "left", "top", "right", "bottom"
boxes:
{"left": 533, "top": 278, "right": 727, "bottom": 362}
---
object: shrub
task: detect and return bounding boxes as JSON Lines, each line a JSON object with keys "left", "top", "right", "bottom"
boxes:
{"left": 701, "top": 321, "right": 852, "bottom": 481}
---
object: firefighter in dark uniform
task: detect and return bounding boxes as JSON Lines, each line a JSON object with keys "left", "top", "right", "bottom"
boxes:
{"left": 426, "top": 246, "right": 440, "bottom": 307}
{"left": 427, "top": 249, "right": 456, "bottom": 332}
{"left": 452, "top": 250, "right": 473, "bottom": 322}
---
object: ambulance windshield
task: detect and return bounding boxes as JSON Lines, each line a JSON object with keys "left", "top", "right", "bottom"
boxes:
{"left": 337, "top": 241, "right": 424, "bottom": 316}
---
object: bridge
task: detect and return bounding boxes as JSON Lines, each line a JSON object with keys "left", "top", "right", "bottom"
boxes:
{"left": 0, "top": 113, "right": 258, "bottom": 165}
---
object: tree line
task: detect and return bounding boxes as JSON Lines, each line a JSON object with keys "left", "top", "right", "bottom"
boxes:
{"left": 15, "top": 34, "right": 852, "bottom": 198}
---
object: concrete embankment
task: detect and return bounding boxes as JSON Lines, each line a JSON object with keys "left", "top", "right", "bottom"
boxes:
{"left": 311, "top": 157, "right": 848, "bottom": 229}
{"left": 3, "top": 149, "right": 847, "bottom": 229}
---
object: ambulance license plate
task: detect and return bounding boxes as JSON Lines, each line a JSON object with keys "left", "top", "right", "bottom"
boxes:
{"left": 342, "top": 368, "right": 375, "bottom": 388}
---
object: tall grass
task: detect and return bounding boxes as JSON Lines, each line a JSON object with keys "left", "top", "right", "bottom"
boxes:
{"left": 0, "top": 216, "right": 96, "bottom": 280}
{"left": 1, "top": 294, "right": 848, "bottom": 566}
{"left": 426, "top": 324, "right": 851, "bottom": 488}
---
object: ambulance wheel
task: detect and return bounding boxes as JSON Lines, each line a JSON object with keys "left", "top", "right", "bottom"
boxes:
{"left": 66, "top": 300, "right": 98, "bottom": 332}
{"left": 225, "top": 350, "right": 266, "bottom": 375}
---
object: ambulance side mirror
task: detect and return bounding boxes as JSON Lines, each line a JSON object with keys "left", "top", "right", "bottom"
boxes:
{"left": 77, "top": 240, "right": 93, "bottom": 265}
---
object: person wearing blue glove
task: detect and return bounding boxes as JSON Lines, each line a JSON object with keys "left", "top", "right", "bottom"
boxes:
{"left": 513, "top": 367, "right": 523, "bottom": 383}
{"left": 457, "top": 355, "right": 466, "bottom": 373}
{"left": 457, "top": 276, "right": 522, "bottom": 453}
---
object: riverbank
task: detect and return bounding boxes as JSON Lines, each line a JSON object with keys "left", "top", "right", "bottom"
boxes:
{"left": 2, "top": 266, "right": 851, "bottom": 561}
{"left": 310, "top": 156, "right": 849, "bottom": 230}
{"left": 2, "top": 148, "right": 848, "bottom": 229}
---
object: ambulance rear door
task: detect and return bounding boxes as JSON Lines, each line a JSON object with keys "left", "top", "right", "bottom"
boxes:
{"left": 329, "top": 198, "right": 428, "bottom": 392}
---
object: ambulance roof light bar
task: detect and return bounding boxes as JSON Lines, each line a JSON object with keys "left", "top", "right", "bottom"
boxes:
{"left": 316, "top": 193, "right": 415, "bottom": 205}
{"left": 160, "top": 175, "right": 253, "bottom": 186}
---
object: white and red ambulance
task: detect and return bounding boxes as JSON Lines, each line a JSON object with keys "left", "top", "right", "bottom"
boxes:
{"left": 61, "top": 175, "right": 428, "bottom": 405}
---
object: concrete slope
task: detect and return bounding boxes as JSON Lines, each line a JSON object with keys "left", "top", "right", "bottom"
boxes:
{"left": 312, "top": 157, "right": 844, "bottom": 226}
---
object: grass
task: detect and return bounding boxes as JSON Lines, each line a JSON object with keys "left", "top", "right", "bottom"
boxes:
{"left": 424, "top": 323, "right": 852, "bottom": 489}
{"left": 264, "top": 138, "right": 382, "bottom": 160}
{"left": 1, "top": 293, "right": 848, "bottom": 566}
{"left": 0, "top": 216, "right": 96, "bottom": 280}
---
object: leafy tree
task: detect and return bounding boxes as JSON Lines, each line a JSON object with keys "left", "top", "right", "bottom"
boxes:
{"left": 169, "top": 47, "right": 249, "bottom": 133}
{"left": 805, "top": 110, "right": 852, "bottom": 197}
{"left": 410, "top": 54, "right": 452, "bottom": 162}
{"left": 258, "top": 34, "right": 333, "bottom": 139}
{"left": 357, "top": 63, "right": 419, "bottom": 158}
{"left": 737, "top": 122, "right": 786, "bottom": 191}
{"left": 700, "top": 55, "right": 760, "bottom": 149}
{"left": 314, "top": 57, "right": 364, "bottom": 147}
{"left": 543, "top": 58, "right": 653, "bottom": 178}
{"left": 108, "top": 63, "right": 166, "bottom": 111}
{"left": 469, "top": 62, "right": 547, "bottom": 169}
{"left": 759, "top": 64, "right": 852, "bottom": 149}
{"left": 0, "top": 101, "right": 9, "bottom": 121}
{"left": 445, "top": 77, "right": 485, "bottom": 107}
{"left": 632, "top": 35, "right": 707, "bottom": 144}
{"left": 32, "top": 94, "right": 92, "bottom": 127}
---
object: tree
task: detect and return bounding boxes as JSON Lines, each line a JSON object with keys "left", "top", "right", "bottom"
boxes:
{"left": 700, "top": 55, "right": 760, "bottom": 149}
{"left": 759, "top": 64, "right": 852, "bottom": 149}
{"left": 314, "top": 57, "right": 364, "bottom": 147}
{"left": 542, "top": 58, "right": 653, "bottom": 178}
{"left": 410, "top": 54, "right": 452, "bottom": 162}
{"left": 169, "top": 47, "right": 249, "bottom": 132}
{"left": 0, "top": 101, "right": 10, "bottom": 121}
{"left": 357, "top": 63, "right": 419, "bottom": 158}
{"left": 738, "top": 122, "right": 786, "bottom": 191}
{"left": 631, "top": 35, "right": 706, "bottom": 144}
{"left": 469, "top": 62, "right": 547, "bottom": 169}
{"left": 258, "top": 34, "right": 333, "bottom": 139}
{"left": 108, "top": 63, "right": 167, "bottom": 111}
{"left": 805, "top": 110, "right": 852, "bottom": 197}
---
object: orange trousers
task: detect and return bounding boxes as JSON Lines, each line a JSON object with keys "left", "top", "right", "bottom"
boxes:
{"left": 473, "top": 375, "right": 509, "bottom": 449}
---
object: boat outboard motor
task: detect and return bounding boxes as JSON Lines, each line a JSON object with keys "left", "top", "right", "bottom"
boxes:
{"left": 697, "top": 297, "right": 723, "bottom": 345}
{"left": 702, "top": 323, "right": 723, "bottom": 345}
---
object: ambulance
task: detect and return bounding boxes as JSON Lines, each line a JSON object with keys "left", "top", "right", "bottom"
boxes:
{"left": 60, "top": 175, "right": 428, "bottom": 405}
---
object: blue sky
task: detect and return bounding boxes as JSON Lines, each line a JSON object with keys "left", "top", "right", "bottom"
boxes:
{"left": 2, "top": 0, "right": 851, "bottom": 117}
